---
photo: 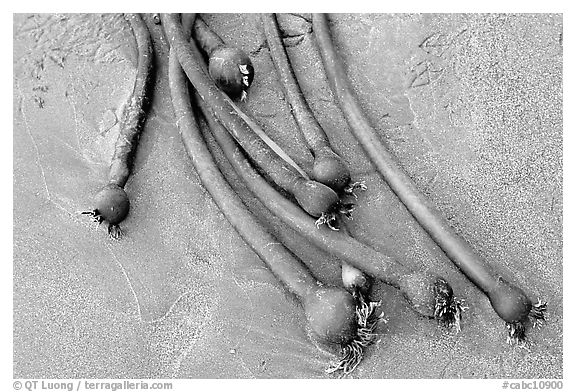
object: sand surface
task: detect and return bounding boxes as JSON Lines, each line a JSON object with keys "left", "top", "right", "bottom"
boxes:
{"left": 13, "top": 13, "right": 562, "bottom": 378}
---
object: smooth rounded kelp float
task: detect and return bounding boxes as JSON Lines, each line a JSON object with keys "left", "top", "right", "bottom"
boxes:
{"left": 192, "top": 15, "right": 254, "bottom": 100}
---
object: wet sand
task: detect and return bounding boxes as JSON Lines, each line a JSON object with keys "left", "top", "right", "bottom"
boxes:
{"left": 13, "top": 13, "right": 562, "bottom": 378}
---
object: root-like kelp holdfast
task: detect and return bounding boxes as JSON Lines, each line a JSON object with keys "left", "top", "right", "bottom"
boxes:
{"left": 82, "top": 13, "right": 154, "bottom": 239}
{"left": 312, "top": 13, "right": 546, "bottom": 344}
{"left": 191, "top": 15, "right": 254, "bottom": 100}
{"left": 195, "top": 75, "right": 464, "bottom": 332}
{"left": 262, "top": 14, "right": 363, "bottom": 196}
{"left": 161, "top": 13, "right": 350, "bottom": 227}
{"left": 167, "top": 22, "right": 380, "bottom": 375}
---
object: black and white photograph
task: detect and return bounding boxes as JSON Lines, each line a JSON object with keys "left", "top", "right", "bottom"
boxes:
{"left": 11, "top": 9, "right": 564, "bottom": 385}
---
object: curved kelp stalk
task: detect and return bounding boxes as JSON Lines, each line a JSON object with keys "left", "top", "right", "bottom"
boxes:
{"left": 82, "top": 13, "right": 154, "bottom": 239}
{"left": 312, "top": 13, "right": 545, "bottom": 344}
